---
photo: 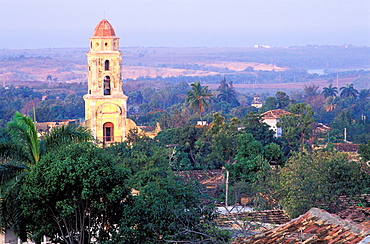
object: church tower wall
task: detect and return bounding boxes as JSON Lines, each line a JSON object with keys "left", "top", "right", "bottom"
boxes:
{"left": 83, "top": 19, "right": 128, "bottom": 143}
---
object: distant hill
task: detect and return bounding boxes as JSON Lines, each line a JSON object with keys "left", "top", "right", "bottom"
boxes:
{"left": 0, "top": 46, "right": 368, "bottom": 93}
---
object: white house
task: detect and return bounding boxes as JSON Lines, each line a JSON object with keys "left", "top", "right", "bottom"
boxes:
{"left": 261, "top": 109, "right": 291, "bottom": 137}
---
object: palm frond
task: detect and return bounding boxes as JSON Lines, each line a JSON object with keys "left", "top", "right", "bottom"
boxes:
{"left": 0, "top": 171, "right": 27, "bottom": 232}
{"left": 7, "top": 112, "right": 40, "bottom": 164}
{"left": 0, "top": 139, "right": 31, "bottom": 165}
{"left": 42, "top": 123, "right": 93, "bottom": 152}
{"left": 0, "top": 162, "right": 28, "bottom": 185}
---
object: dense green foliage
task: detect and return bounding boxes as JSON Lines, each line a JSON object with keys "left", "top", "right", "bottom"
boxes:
{"left": 20, "top": 143, "right": 130, "bottom": 244}
{"left": 359, "top": 141, "right": 370, "bottom": 162}
{"left": 0, "top": 113, "right": 92, "bottom": 241}
{"left": 0, "top": 86, "right": 42, "bottom": 127}
{"left": 105, "top": 136, "right": 230, "bottom": 243}
{"left": 0, "top": 46, "right": 369, "bottom": 241}
{"left": 186, "top": 81, "right": 213, "bottom": 122}
{"left": 274, "top": 149, "right": 370, "bottom": 217}
{"left": 0, "top": 86, "right": 85, "bottom": 127}
{"left": 0, "top": 116, "right": 229, "bottom": 243}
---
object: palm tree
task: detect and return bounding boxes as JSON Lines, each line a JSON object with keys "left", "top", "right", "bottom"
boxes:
{"left": 340, "top": 84, "right": 359, "bottom": 98}
{"left": 186, "top": 82, "right": 212, "bottom": 122}
{"left": 322, "top": 84, "right": 338, "bottom": 98}
{"left": 0, "top": 112, "right": 92, "bottom": 241}
{"left": 303, "top": 84, "right": 320, "bottom": 98}
{"left": 217, "top": 86, "right": 237, "bottom": 104}
{"left": 359, "top": 89, "right": 370, "bottom": 101}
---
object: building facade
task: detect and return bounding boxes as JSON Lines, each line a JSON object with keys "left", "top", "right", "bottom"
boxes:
{"left": 83, "top": 19, "right": 128, "bottom": 143}
{"left": 261, "top": 109, "right": 291, "bottom": 137}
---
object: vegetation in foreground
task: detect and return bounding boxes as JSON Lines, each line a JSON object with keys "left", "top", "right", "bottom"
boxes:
{"left": 0, "top": 113, "right": 230, "bottom": 244}
{"left": 1, "top": 104, "right": 370, "bottom": 242}
{"left": 0, "top": 68, "right": 370, "bottom": 243}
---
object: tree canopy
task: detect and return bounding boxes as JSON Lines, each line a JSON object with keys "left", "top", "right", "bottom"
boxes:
{"left": 19, "top": 143, "right": 131, "bottom": 244}
{"left": 274, "top": 149, "right": 370, "bottom": 217}
{"left": 186, "top": 81, "right": 213, "bottom": 122}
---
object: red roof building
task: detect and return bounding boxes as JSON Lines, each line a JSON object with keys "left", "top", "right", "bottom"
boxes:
{"left": 234, "top": 208, "right": 370, "bottom": 243}
{"left": 261, "top": 109, "right": 291, "bottom": 137}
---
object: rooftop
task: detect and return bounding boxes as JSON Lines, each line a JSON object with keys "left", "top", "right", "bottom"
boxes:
{"left": 234, "top": 208, "right": 370, "bottom": 243}
{"left": 92, "top": 19, "right": 116, "bottom": 38}
{"left": 261, "top": 109, "right": 291, "bottom": 119}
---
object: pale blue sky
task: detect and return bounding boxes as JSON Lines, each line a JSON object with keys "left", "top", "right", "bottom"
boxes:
{"left": 0, "top": 0, "right": 369, "bottom": 48}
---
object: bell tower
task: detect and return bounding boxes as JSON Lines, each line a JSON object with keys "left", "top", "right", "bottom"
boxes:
{"left": 83, "top": 19, "right": 128, "bottom": 143}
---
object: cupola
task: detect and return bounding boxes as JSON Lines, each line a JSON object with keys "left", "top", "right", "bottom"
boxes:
{"left": 92, "top": 19, "right": 116, "bottom": 38}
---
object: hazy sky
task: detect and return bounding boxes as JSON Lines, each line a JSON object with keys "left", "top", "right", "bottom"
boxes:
{"left": 0, "top": 0, "right": 369, "bottom": 49}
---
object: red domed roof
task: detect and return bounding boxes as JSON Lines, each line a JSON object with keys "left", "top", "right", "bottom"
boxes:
{"left": 92, "top": 19, "right": 116, "bottom": 38}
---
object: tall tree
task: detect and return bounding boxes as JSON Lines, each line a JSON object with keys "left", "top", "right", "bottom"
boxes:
{"left": 217, "top": 86, "right": 238, "bottom": 105}
{"left": 19, "top": 142, "right": 130, "bottom": 244}
{"left": 276, "top": 91, "right": 292, "bottom": 110}
{"left": 206, "top": 113, "right": 239, "bottom": 169}
{"left": 322, "top": 83, "right": 338, "bottom": 98}
{"left": 303, "top": 84, "right": 320, "bottom": 98}
{"left": 340, "top": 83, "right": 359, "bottom": 98}
{"left": 242, "top": 112, "right": 275, "bottom": 146}
{"left": 186, "top": 82, "right": 213, "bottom": 122}
{"left": 278, "top": 103, "right": 315, "bottom": 154}
{"left": 0, "top": 112, "right": 92, "bottom": 241}
{"left": 359, "top": 140, "right": 370, "bottom": 162}
{"left": 217, "top": 78, "right": 239, "bottom": 106}
{"left": 359, "top": 89, "right": 370, "bottom": 101}
{"left": 259, "top": 97, "right": 278, "bottom": 113}
{"left": 275, "top": 149, "right": 370, "bottom": 217}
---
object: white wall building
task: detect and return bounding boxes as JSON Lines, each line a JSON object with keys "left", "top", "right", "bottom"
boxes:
{"left": 261, "top": 109, "right": 291, "bottom": 137}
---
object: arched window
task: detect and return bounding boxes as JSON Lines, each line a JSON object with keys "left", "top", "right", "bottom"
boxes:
{"left": 104, "top": 60, "right": 109, "bottom": 71}
{"left": 104, "top": 76, "right": 111, "bottom": 95}
{"left": 103, "top": 122, "right": 114, "bottom": 142}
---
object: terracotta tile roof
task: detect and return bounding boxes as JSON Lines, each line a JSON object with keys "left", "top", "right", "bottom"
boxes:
{"left": 334, "top": 143, "right": 360, "bottom": 153}
{"left": 175, "top": 170, "right": 224, "bottom": 187}
{"left": 261, "top": 109, "right": 291, "bottom": 119}
{"left": 175, "top": 170, "right": 225, "bottom": 199}
{"left": 218, "top": 210, "right": 291, "bottom": 226}
{"left": 336, "top": 207, "right": 370, "bottom": 228}
{"left": 36, "top": 120, "right": 79, "bottom": 133}
{"left": 92, "top": 19, "right": 116, "bottom": 38}
{"left": 36, "top": 122, "right": 57, "bottom": 132}
{"left": 314, "top": 122, "right": 331, "bottom": 134}
{"left": 234, "top": 208, "right": 370, "bottom": 243}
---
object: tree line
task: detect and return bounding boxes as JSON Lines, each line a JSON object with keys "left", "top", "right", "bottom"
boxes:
{"left": 1, "top": 78, "right": 370, "bottom": 241}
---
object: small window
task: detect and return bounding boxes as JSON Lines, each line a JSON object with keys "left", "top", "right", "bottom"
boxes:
{"left": 104, "top": 60, "right": 109, "bottom": 71}
{"left": 103, "top": 122, "right": 114, "bottom": 142}
{"left": 104, "top": 76, "right": 111, "bottom": 95}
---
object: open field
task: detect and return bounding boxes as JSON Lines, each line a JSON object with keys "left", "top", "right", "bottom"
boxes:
{"left": 0, "top": 46, "right": 368, "bottom": 94}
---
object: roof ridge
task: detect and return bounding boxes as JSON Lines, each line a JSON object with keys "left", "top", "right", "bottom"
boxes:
{"left": 307, "top": 208, "right": 370, "bottom": 235}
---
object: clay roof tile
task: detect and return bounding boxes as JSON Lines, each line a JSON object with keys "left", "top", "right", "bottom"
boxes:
{"left": 261, "top": 109, "right": 291, "bottom": 119}
{"left": 92, "top": 19, "right": 116, "bottom": 38}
